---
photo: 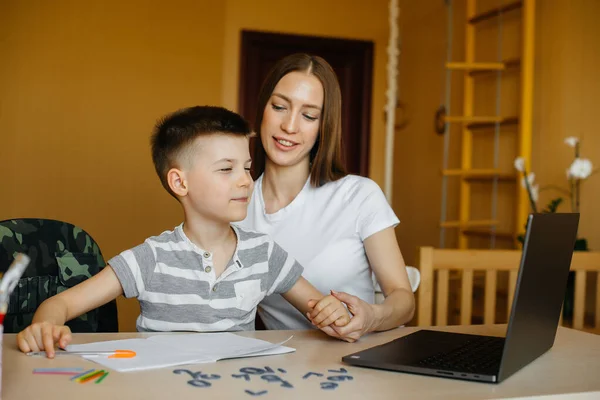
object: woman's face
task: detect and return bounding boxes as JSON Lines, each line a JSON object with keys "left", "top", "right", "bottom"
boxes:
{"left": 260, "top": 71, "right": 324, "bottom": 169}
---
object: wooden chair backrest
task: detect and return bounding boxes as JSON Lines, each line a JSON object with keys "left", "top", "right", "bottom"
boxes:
{"left": 416, "top": 247, "right": 600, "bottom": 331}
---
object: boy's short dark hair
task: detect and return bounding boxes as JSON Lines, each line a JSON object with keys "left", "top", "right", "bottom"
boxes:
{"left": 151, "top": 106, "right": 252, "bottom": 198}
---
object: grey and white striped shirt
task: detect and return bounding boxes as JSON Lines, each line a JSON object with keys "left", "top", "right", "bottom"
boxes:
{"left": 108, "top": 224, "right": 303, "bottom": 332}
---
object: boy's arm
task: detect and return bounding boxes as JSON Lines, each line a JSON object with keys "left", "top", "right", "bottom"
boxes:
{"left": 281, "top": 277, "right": 350, "bottom": 329}
{"left": 280, "top": 276, "right": 322, "bottom": 316}
{"left": 17, "top": 266, "right": 123, "bottom": 356}
{"left": 33, "top": 265, "right": 123, "bottom": 325}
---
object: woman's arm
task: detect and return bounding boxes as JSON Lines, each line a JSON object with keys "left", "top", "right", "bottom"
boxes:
{"left": 331, "top": 227, "right": 415, "bottom": 341}
{"left": 367, "top": 227, "right": 415, "bottom": 330}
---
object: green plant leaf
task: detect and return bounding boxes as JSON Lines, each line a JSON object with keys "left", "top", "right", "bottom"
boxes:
{"left": 542, "top": 197, "right": 563, "bottom": 213}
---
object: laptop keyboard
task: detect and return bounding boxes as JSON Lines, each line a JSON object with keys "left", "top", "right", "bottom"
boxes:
{"left": 415, "top": 336, "right": 504, "bottom": 374}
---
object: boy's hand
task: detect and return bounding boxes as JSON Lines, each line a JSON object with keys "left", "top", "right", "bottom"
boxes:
{"left": 16, "top": 322, "right": 72, "bottom": 358}
{"left": 306, "top": 292, "right": 351, "bottom": 329}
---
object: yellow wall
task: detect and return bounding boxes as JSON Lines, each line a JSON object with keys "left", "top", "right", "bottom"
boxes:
{"left": 0, "top": 0, "right": 390, "bottom": 331}
{"left": 393, "top": 1, "right": 441, "bottom": 266}
{"left": 394, "top": 0, "right": 600, "bottom": 265}
{"left": 4, "top": 0, "right": 596, "bottom": 331}
{"left": 221, "top": 0, "right": 390, "bottom": 186}
{"left": 393, "top": 0, "right": 468, "bottom": 265}
{"left": 0, "top": 0, "right": 227, "bottom": 331}
{"left": 532, "top": 0, "right": 600, "bottom": 248}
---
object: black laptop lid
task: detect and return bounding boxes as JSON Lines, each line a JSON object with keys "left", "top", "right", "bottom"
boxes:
{"left": 498, "top": 213, "right": 579, "bottom": 381}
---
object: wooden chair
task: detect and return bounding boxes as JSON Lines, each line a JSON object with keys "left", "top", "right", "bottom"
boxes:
{"left": 416, "top": 247, "right": 600, "bottom": 333}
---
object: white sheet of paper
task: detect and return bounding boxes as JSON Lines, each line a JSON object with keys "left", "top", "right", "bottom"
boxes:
{"left": 147, "top": 332, "right": 294, "bottom": 360}
{"left": 67, "top": 333, "right": 294, "bottom": 372}
{"left": 68, "top": 338, "right": 215, "bottom": 372}
{"left": 220, "top": 344, "right": 295, "bottom": 360}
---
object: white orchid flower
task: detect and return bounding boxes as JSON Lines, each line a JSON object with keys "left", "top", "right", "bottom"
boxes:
{"left": 564, "top": 137, "right": 579, "bottom": 148}
{"left": 514, "top": 157, "right": 525, "bottom": 172}
{"left": 569, "top": 158, "right": 593, "bottom": 179}
{"left": 520, "top": 172, "right": 535, "bottom": 188}
{"left": 530, "top": 184, "right": 539, "bottom": 203}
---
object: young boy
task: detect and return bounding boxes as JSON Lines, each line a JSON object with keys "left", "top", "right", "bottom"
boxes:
{"left": 17, "top": 106, "right": 350, "bottom": 357}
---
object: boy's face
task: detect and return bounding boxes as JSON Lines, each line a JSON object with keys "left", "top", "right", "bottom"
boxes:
{"left": 176, "top": 134, "right": 253, "bottom": 223}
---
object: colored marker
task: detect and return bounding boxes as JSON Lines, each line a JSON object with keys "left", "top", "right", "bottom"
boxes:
{"left": 33, "top": 371, "right": 80, "bottom": 375}
{"left": 70, "top": 369, "right": 96, "bottom": 381}
{"left": 95, "top": 372, "right": 109, "bottom": 384}
{"left": 79, "top": 370, "right": 105, "bottom": 384}
{"left": 34, "top": 367, "right": 84, "bottom": 373}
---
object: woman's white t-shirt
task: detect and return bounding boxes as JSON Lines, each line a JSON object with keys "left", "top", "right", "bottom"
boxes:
{"left": 238, "top": 174, "right": 399, "bottom": 330}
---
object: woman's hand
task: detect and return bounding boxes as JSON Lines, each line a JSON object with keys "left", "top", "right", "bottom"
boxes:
{"left": 327, "top": 290, "right": 378, "bottom": 342}
{"left": 306, "top": 294, "right": 351, "bottom": 329}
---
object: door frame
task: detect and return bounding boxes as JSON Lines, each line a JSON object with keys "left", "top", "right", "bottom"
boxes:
{"left": 238, "top": 30, "right": 373, "bottom": 177}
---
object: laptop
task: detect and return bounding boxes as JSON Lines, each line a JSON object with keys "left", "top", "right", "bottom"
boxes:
{"left": 342, "top": 213, "right": 579, "bottom": 383}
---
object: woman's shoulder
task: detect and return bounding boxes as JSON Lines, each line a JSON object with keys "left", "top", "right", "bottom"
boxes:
{"left": 342, "top": 174, "right": 381, "bottom": 188}
{"left": 321, "top": 174, "right": 384, "bottom": 197}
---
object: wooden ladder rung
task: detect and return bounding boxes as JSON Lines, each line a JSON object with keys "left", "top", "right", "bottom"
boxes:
{"left": 440, "top": 220, "right": 499, "bottom": 228}
{"left": 464, "top": 174, "right": 517, "bottom": 182}
{"left": 442, "top": 169, "right": 517, "bottom": 182}
{"left": 503, "top": 58, "right": 522, "bottom": 69}
{"left": 469, "top": 1, "right": 523, "bottom": 24}
{"left": 470, "top": 58, "right": 521, "bottom": 77}
{"left": 461, "top": 229, "right": 515, "bottom": 240}
{"left": 446, "top": 62, "right": 505, "bottom": 71}
{"left": 468, "top": 116, "right": 519, "bottom": 130}
{"left": 445, "top": 116, "right": 503, "bottom": 124}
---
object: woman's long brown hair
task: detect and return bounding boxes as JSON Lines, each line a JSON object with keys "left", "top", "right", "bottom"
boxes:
{"left": 252, "top": 53, "right": 347, "bottom": 187}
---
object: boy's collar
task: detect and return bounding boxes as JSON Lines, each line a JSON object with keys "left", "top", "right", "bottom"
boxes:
{"left": 176, "top": 223, "right": 244, "bottom": 270}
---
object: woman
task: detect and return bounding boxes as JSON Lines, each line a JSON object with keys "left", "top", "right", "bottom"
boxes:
{"left": 240, "top": 53, "right": 414, "bottom": 342}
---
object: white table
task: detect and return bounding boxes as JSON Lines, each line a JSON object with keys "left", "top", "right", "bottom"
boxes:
{"left": 2, "top": 325, "right": 599, "bottom": 399}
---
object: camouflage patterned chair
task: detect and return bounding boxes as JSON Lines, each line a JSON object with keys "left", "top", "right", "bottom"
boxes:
{"left": 0, "top": 218, "right": 118, "bottom": 333}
